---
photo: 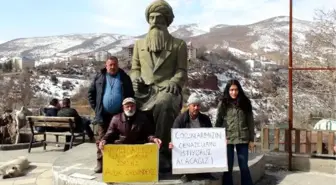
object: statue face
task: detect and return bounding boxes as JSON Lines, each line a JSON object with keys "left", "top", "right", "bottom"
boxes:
{"left": 149, "top": 12, "right": 167, "bottom": 28}
{"left": 146, "top": 12, "right": 169, "bottom": 52}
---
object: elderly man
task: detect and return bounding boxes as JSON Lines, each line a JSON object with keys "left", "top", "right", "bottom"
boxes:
{"left": 169, "top": 94, "right": 217, "bottom": 182}
{"left": 130, "top": 0, "right": 188, "bottom": 169}
{"left": 98, "top": 97, "right": 162, "bottom": 173}
{"left": 88, "top": 56, "right": 134, "bottom": 173}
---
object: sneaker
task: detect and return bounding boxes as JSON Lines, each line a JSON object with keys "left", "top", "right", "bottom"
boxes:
{"left": 180, "top": 175, "right": 190, "bottom": 183}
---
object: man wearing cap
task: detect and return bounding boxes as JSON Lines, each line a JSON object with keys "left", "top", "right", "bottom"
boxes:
{"left": 169, "top": 94, "right": 217, "bottom": 182}
{"left": 130, "top": 0, "right": 188, "bottom": 168}
{"left": 98, "top": 97, "right": 162, "bottom": 172}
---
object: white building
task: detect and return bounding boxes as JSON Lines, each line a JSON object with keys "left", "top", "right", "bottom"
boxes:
{"left": 121, "top": 44, "right": 134, "bottom": 59}
{"left": 12, "top": 56, "right": 35, "bottom": 71}
{"left": 94, "top": 51, "right": 111, "bottom": 62}
{"left": 187, "top": 41, "right": 197, "bottom": 61}
{"left": 314, "top": 119, "right": 336, "bottom": 131}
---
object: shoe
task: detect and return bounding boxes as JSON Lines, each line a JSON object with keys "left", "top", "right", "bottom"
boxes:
{"left": 94, "top": 160, "right": 102, "bottom": 173}
{"left": 180, "top": 174, "right": 191, "bottom": 183}
{"left": 199, "top": 173, "right": 218, "bottom": 180}
{"left": 89, "top": 137, "right": 95, "bottom": 143}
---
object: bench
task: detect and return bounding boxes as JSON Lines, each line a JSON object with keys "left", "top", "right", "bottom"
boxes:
{"left": 26, "top": 116, "right": 85, "bottom": 153}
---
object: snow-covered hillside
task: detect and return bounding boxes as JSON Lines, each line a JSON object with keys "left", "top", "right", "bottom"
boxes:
{"left": 0, "top": 33, "right": 135, "bottom": 59}
{"left": 33, "top": 76, "right": 90, "bottom": 99}
{"left": 0, "top": 16, "right": 316, "bottom": 61}
{"left": 248, "top": 16, "right": 313, "bottom": 52}
{"left": 169, "top": 23, "right": 208, "bottom": 38}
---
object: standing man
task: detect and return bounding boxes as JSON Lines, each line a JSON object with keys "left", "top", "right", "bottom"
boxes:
{"left": 88, "top": 56, "right": 134, "bottom": 173}
{"left": 130, "top": 0, "right": 188, "bottom": 170}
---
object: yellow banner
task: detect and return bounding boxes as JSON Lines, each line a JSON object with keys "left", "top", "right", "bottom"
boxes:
{"left": 102, "top": 144, "right": 159, "bottom": 183}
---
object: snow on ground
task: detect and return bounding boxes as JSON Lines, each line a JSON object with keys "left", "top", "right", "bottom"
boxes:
{"left": 34, "top": 76, "right": 90, "bottom": 99}
{"left": 35, "top": 57, "right": 67, "bottom": 66}
{"left": 228, "top": 47, "right": 251, "bottom": 58}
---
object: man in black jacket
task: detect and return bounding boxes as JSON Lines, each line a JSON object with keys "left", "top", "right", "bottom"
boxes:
{"left": 170, "top": 94, "right": 217, "bottom": 182}
{"left": 87, "top": 56, "right": 134, "bottom": 173}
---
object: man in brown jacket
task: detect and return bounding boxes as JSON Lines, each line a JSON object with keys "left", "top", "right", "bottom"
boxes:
{"left": 98, "top": 97, "right": 162, "bottom": 173}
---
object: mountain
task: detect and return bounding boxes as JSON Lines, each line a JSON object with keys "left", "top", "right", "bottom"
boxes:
{"left": 0, "top": 16, "right": 314, "bottom": 63}
{"left": 191, "top": 16, "right": 313, "bottom": 60}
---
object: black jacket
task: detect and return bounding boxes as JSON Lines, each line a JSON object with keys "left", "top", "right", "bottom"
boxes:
{"left": 87, "top": 68, "right": 134, "bottom": 123}
{"left": 43, "top": 106, "right": 58, "bottom": 117}
{"left": 172, "top": 111, "right": 213, "bottom": 128}
{"left": 57, "top": 107, "right": 82, "bottom": 131}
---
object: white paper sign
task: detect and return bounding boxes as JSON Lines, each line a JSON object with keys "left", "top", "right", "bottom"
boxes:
{"left": 171, "top": 128, "right": 228, "bottom": 174}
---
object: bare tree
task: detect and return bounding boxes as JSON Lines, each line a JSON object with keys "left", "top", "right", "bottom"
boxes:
{"left": 17, "top": 71, "right": 34, "bottom": 106}
{"left": 296, "top": 9, "right": 336, "bottom": 118}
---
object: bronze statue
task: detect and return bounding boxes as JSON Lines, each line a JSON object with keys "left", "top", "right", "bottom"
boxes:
{"left": 130, "top": 0, "right": 188, "bottom": 170}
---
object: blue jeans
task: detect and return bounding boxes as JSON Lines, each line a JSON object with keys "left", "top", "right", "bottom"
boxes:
{"left": 222, "top": 144, "right": 253, "bottom": 185}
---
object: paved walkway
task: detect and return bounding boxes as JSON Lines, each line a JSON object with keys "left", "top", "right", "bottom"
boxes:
{"left": 0, "top": 146, "right": 62, "bottom": 185}
{"left": 1, "top": 146, "right": 335, "bottom": 185}
{"left": 256, "top": 170, "right": 336, "bottom": 185}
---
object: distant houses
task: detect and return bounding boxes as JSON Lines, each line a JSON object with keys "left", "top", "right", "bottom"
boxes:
{"left": 121, "top": 44, "right": 134, "bottom": 59}
{"left": 93, "top": 51, "right": 111, "bottom": 62}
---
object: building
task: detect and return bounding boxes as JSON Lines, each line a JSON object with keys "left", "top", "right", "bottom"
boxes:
{"left": 12, "top": 56, "right": 35, "bottom": 71}
{"left": 93, "top": 51, "right": 111, "bottom": 62}
{"left": 314, "top": 119, "right": 336, "bottom": 131}
{"left": 187, "top": 41, "right": 197, "bottom": 61}
{"left": 121, "top": 44, "right": 134, "bottom": 59}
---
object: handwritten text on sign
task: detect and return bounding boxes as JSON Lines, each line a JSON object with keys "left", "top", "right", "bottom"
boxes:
{"left": 171, "top": 128, "right": 228, "bottom": 174}
{"left": 102, "top": 144, "right": 158, "bottom": 183}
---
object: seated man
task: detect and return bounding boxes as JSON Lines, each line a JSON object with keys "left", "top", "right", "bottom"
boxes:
{"left": 44, "top": 98, "right": 61, "bottom": 116}
{"left": 57, "top": 98, "right": 94, "bottom": 150}
{"left": 169, "top": 94, "right": 217, "bottom": 182}
{"left": 35, "top": 98, "right": 60, "bottom": 132}
{"left": 98, "top": 97, "right": 162, "bottom": 173}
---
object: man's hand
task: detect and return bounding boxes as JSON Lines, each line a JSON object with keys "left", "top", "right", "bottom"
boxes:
{"left": 99, "top": 140, "right": 106, "bottom": 151}
{"left": 164, "top": 82, "right": 179, "bottom": 95}
{"left": 153, "top": 138, "right": 162, "bottom": 148}
{"left": 132, "top": 77, "right": 145, "bottom": 92}
{"left": 168, "top": 142, "right": 173, "bottom": 149}
{"left": 249, "top": 141, "right": 255, "bottom": 150}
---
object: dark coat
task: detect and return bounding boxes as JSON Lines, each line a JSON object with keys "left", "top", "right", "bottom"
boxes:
{"left": 57, "top": 107, "right": 82, "bottom": 131}
{"left": 88, "top": 68, "right": 134, "bottom": 123}
{"left": 215, "top": 102, "right": 255, "bottom": 144}
{"left": 43, "top": 106, "right": 58, "bottom": 117}
{"left": 102, "top": 111, "right": 155, "bottom": 144}
{"left": 172, "top": 111, "right": 213, "bottom": 128}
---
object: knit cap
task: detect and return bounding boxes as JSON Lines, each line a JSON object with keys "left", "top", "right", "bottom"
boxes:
{"left": 187, "top": 93, "right": 201, "bottom": 105}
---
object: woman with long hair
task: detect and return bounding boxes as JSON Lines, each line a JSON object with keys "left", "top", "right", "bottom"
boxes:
{"left": 215, "top": 79, "right": 254, "bottom": 185}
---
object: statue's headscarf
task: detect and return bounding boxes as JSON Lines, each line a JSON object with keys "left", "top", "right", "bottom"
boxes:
{"left": 145, "top": 0, "right": 175, "bottom": 26}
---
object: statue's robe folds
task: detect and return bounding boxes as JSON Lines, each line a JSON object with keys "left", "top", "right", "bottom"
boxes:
{"left": 130, "top": 36, "right": 188, "bottom": 150}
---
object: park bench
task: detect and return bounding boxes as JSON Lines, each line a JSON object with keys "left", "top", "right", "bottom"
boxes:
{"left": 26, "top": 116, "right": 85, "bottom": 153}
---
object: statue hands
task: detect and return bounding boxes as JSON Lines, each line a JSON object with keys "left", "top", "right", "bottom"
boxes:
{"left": 163, "top": 82, "right": 179, "bottom": 95}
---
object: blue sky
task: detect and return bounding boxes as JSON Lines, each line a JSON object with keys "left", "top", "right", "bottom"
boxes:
{"left": 0, "top": 0, "right": 335, "bottom": 43}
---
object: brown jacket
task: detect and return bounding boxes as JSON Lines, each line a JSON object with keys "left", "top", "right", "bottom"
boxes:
{"left": 102, "top": 111, "right": 155, "bottom": 144}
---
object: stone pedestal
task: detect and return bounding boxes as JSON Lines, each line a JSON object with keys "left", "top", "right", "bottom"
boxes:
{"left": 52, "top": 143, "right": 265, "bottom": 185}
